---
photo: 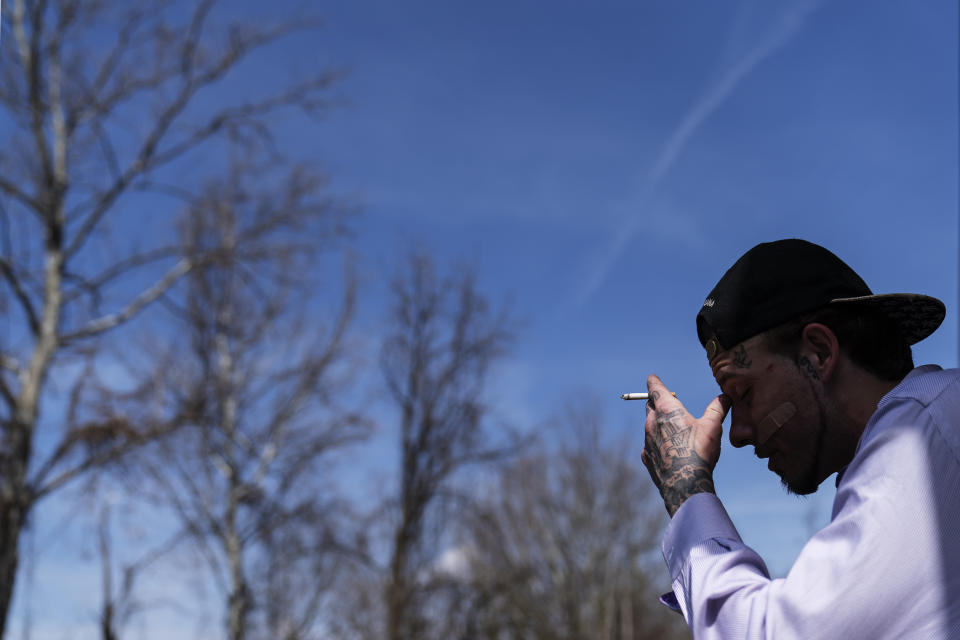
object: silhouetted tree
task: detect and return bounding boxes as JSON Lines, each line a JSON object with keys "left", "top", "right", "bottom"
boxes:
{"left": 89, "top": 165, "right": 366, "bottom": 640}
{"left": 0, "top": 0, "right": 337, "bottom": 634}
{"left": 96, "top": 502, "right": 182, "bottom": 640}
{"left": 379, "top": 254, "right": 515, "bottom": 640}
{"left": 448, "top": 402, "right": 690, "bottom": 640}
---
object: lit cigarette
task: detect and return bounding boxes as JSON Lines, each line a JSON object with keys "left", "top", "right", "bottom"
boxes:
{"left": 620, "top": 392, "right": 677, "bottom": 400}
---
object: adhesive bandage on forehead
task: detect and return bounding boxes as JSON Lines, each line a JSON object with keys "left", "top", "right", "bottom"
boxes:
{"left": 756, "top": 401, "right": 797, "bottom": 445}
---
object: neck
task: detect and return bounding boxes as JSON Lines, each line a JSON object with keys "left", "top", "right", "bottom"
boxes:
{"left": 841, "top": 366, "right": 902, "bottom": 429}
{"left": 823, "top": 359, "right": 905, "bottom": 471}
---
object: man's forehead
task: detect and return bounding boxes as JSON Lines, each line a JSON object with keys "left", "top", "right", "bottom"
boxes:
{"left": 709, "top": 334, "right": 765, "bottom": 385}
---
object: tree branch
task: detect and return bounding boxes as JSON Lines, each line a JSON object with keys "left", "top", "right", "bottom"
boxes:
{"left": 0, "top": 371, "right": 17, "bottom": 411}
{"left": 0, "top": 174, "right": 42, "bottom": 213}
{"left": 62, "top": 245, "right": 185, "bottom": 305}
{"left": 12, "top": 0, "right": 55, "bottom": 192}
{"left": 59, "top": 257, "right": 193, "bottom": 343}
{"left": 0, "top": 256, "right": 40, "bottom": 335}
{"left": 64, "top": 11, "right": 330, "bottom": 261}
{"left": 31, "top": 419, "right": 144, "bottom": 500}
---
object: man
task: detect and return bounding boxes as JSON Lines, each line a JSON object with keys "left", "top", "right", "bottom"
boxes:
{"left": 641, "top": 239, "right": 960, "bottom": 639}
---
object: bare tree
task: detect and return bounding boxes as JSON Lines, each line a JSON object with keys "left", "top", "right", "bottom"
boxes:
{"left": 0, "top": 0, "right": 338, "bottom": 635}
{"left": 85, "top": 167, "right": 367, "bottom": 640}
{"left": 448, "top": 402, "right": 691, "bottom": 640}
{"left": 97, "top": 502, "right": 185, "bottom": 640}
{"left": 98, "top": 504, "right": 137, "bottom": 640}
{"left": 378, "top": 254, "right": 515, "bottom": 640}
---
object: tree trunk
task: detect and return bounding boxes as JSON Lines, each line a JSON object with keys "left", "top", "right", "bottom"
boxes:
{"left": 0, "top": 494, "right": 27, "bottom": 639}
{"left": 386, "top": 528, "right": 410, "bottom": 640}
{"left": 0, "top": 239, "right": 64, "bottom": 636}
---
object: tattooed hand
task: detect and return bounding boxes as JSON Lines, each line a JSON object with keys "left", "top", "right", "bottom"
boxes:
{"left": 641, "top": 374, "right": 731, "bottom": 517}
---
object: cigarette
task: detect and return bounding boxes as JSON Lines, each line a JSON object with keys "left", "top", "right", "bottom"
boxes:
{"left": 620, "top": 392, "right": 677, "bottom": 400}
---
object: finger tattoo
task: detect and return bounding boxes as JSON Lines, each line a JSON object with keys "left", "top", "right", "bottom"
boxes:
{"left": 656, "top": 410, "right": 693, "bottom": 457}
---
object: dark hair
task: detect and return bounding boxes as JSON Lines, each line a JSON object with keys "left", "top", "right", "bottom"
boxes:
{"left": 762, "top": 304, "right": 914, "bottom": 381}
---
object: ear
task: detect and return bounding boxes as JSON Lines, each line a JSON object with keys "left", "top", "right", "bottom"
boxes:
{"left": 799, "top": 323, "right": 839, "bottom": 382}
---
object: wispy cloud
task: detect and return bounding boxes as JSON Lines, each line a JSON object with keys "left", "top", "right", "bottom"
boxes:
{"left": 572, "top": 0, "right": 826, "bottom": 308}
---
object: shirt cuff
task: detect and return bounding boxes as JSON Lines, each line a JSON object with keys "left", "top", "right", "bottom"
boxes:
{"left": 659, "top": 590, "right": 683, "bottom": 612}
{"left": 661, "top": 492, "right": 742, "bottom": 579}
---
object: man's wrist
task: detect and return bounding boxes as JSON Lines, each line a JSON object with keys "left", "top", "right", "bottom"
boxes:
{"left": 662, "top": 467, "right": 715, "bottom": 517}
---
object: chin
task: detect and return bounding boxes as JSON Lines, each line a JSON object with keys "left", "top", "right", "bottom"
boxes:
{"left": 781, "top": 479, "right": 818, "bottom": 496}
{"left": 779, "top": 471, "right": 821, "bottom": 496}
{"left": 775, "top": 457, "right": 826, "bottom": 496}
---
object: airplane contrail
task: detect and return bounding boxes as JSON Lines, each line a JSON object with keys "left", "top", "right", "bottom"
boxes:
{"left": 573, "top": 0, "right": 825, "bottom": 308}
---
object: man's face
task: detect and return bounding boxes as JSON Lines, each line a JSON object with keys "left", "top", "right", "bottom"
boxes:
{"left": 711, "top": 334, "right": 832, "bottom": 495}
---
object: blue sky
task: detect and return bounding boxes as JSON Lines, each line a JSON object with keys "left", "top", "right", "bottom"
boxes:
{"left": 300, "top": 0, "right": 957, "bottom": 574}
{"left": 11, "top": 0, "right": 958, "bottom": 637}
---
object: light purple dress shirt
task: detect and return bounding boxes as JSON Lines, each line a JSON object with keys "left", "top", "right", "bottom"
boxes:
{"left": 661, "top": 365, "right": 960, "bottom": 639}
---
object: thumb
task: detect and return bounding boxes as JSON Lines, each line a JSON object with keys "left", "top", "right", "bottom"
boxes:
{"left": 700, "top": 393, "right": 731, "bottom": 431}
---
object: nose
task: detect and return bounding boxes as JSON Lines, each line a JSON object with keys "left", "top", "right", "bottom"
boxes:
{"left": 728, "top": 409, "right": 755, "bottom": 448}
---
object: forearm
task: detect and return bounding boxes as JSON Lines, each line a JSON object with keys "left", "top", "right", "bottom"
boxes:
{"left": 663, "top": 494, "right": 773, "bottom": 635}
{"left": 663, "top": 488, "right": 929, "bottom": 640}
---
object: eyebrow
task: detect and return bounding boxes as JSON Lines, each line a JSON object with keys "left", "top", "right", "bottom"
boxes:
{"left": 715, "top": 368, "right": 745, "bottom": 391}
{"left": 712, "top": 357, "right": 733, "bottom": 386}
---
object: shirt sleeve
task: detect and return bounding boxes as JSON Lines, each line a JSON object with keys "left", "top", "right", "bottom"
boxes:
{"left": 661, "top": 398, "right": 953, "bottom": 640}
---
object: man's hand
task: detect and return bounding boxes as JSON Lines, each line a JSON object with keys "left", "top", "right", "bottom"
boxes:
{"left": 641, "top": 374, "right": 730, "bottom": 517}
